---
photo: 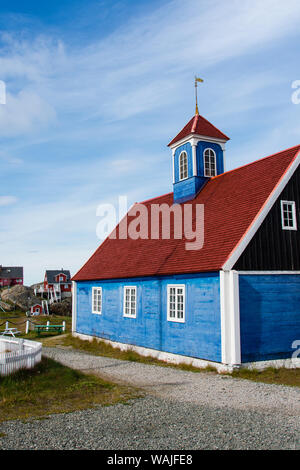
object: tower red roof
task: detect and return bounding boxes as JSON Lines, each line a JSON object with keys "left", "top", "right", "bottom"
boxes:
{"left": 168, "top": 114, "right": 230, "bottom": 147}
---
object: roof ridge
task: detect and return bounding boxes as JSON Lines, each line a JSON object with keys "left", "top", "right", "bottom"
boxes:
{"left": 197, "top": 114, "right": 230, "bottom": 140}
{"left": 211, "top": 144, "right": 300, "bottom": 180}
{"left": 191, "top": 114, "right": 198, "bottom": 133}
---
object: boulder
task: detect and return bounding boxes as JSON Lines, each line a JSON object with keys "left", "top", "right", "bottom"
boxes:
{"left": 0, "top": 285, "right": 41, "bottom": 311}
{"left": 50, "top": 298, "right": 72, "bottom": 317}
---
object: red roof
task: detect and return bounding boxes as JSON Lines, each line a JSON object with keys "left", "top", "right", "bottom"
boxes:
{"left": 168, "top": 114, "right": 230, "bottom": 147}
{"left": 73, "top": 145, "right": 300, "bottom": 281}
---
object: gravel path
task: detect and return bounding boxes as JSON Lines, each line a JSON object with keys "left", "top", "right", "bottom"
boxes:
{"left": 0, "top": 347, "right": 299, "bottom": 450}
{"left": 43, "top": 347, "right": 300, "bottom": 414}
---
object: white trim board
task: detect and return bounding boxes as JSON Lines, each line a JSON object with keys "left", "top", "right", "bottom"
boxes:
{"left": 169, "top": 134, "right": 227, "bottom": 151}
{"left": 238, "top": 271, "right": 300, "bottom": 275}
{"left": 220, "top": 270, "right": 241, "bottom": 366}
{"left": 223, "top": 150, "right": 300, "bottom": 271}
{"left": 71, "top": 281, "right": 77, "bottom": 333}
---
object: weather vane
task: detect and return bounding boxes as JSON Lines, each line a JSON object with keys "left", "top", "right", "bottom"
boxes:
{"left": 195, "top": 76, "right": 204, "bottom": 115}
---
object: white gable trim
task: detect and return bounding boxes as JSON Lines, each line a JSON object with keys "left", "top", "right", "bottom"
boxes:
{"left": 222, "top": 150, "right": 300, "bottom": 271}
{"left": 169, "top": 134, "right": 227, "bottom": 151}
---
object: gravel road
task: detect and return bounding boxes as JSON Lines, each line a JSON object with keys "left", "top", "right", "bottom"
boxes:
{"left": 0, "top": 346, "right": 299, "bottom": 450}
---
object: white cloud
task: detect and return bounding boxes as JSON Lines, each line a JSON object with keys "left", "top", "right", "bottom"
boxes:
{"left": 0, "top": 0, "right": 300, "bottom": 129}
{"left": 0, "top": 195, "right": 18, "bottom": 206}
{"left": 0, "top": 90, "right": 56, "bottom": 137}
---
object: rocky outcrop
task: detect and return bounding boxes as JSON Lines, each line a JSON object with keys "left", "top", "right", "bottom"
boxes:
{"left": 0, "top": 285, "right": 41, "bottom": 311}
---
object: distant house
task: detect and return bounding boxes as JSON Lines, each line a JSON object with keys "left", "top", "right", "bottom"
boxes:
{"left": 30, "top": 304, "right": 43, "bottom": 315}
{"left": 0, "top": 266, "right": 23, "bottom": 288}
{"left": 43, "top": 269, "right": 72, "bottom": 302}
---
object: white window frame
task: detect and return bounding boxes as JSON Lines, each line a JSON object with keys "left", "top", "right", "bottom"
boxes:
{"left": 167, "top": 284, "right": 186, "bottom": 323}
{"left": 92, "top": 287, "right": 102, "bottom": 314}
{"left": 123, "top": 286, "right": 137, "bottom": 318}
{"left": 281, "top": 200, "right": 297, "bottom": 231}
{"left": 179, "top": 151, "right": 188, "bottom": 181}
{"left": 203, "top": 148, "right": 217, "bottom": 177}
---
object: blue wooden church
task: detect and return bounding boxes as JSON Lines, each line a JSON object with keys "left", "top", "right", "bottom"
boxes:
{"left": 72, "top": 101, "right": 300, "bottom": 370}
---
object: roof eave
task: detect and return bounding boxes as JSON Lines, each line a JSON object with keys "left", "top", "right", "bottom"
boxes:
{"left": 168, "top": 133, "right": 230, "bottom": 150}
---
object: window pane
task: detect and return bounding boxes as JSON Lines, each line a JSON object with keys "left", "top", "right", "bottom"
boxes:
{"left": 282, "top": 201, "right": 296, "bottom": 229}
{"left": 204, "top": 149, "right": 216, "bottom": 177}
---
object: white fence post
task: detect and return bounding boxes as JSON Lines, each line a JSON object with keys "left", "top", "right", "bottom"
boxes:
{"left": 26, "top": 321, "right": 29, "bottom": 334}
{"left": 62, "top": 321, "right": 66, "bottom": 332}
{"left": 46, "top": 320, "right": 50, "bottom": 331}
{"left": 5, "top": 321, "right": 8, "bottom": 330}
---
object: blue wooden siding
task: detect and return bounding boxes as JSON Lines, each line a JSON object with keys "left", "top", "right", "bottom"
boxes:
{"left": 196, "top": 141, "right": 224, "bottom": 176}
{"left": 174, "top": 143, "right": 193, "bottom": 182}
{"left": 173, "top": 176, "right": 208, "bottom": 204}
{"left": 75, "top": 272, "right": 221, "bottom": 362}
{"left": 239, "top": 274, "right": 300, "bottom": 362}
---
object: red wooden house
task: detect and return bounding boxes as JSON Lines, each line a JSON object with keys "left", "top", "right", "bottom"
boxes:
{"left": 43, "top": 269, "right": 72, "bottom": 301}
{"left": 0, "top": 266, "right": 23, "bottom": 288}
{"left": 30, "top": 304, "right": 43, "bottom": 315}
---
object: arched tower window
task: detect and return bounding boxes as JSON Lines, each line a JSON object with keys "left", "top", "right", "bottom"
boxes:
{"left": 204, "top": 148, "right": 217, "bottom": 177}
{"left": 179, "top": 151, "right": 188, "bottom": 181}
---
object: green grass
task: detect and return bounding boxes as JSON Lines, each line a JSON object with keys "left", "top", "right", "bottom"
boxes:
{"left": 0, "top": 310, "right": 25, "bottom": 319}
{"left": 58, "top": 334, "right": 217, "bottom": 373}
{"left": 0, "top": 314, "right": 72, "bottom": 338}
{"left": 0, "top": 357, "right": 141, "bottom": 422}
{"left": 54, "top": 334, "right": 300, "bottom": 387}
{"left": 229, "top": 366, "right": 300, "bottom": 387}
{"left": 23, "top": 315, "right": 72, "bottom": 339}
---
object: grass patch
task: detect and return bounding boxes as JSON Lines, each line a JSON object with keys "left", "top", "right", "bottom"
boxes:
{"left": 58, "top": 334, "right": 216, "bottom": 374}
{"left": 55, "top": 335, "right": 300, "bottom": 387}
{"left": 228, "top": 367, "right": 300, "bottom": 387}
{"left": 0, "top": 310, "right": 25, "bottom": 319}
{"left": 0, "top": 314, "right": 72, "bottom": 338}
{"left": 0, "top": 357, "right": 141, "bottom": 423}
{"left": 24, "top": 315, "right": 72, "bottom": 339}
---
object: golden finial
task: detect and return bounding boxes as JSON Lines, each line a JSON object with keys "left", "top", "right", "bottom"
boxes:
{"left": 195, "top": 76, "right": 204, "bottom": 115}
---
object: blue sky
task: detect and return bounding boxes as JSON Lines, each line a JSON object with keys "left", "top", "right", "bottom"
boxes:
{"left": 0, "top": 0, "right": 300, "bottom": 285}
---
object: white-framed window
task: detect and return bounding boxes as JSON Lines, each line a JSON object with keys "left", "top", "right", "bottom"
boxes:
{"left": 179, "top": 151, "right": 188, "bottom": 181}
{"left": 123, "top": 286, "right": 137, "bottom": 318}
{"left": 92, "top": 287, "right": 102, "bottom": 314}
{"left": 281, "top": 200, "right": 297, "bottom": 230}
{"left": 167, "top": 285, "right": 185, "bottom": 323}
{"left": 204, "top": 148, "right": 217, "bottom": 177}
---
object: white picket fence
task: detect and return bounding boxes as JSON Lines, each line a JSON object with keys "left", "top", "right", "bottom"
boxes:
{"left": 0, "top": 336, "right": 42, "bottom": 376}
